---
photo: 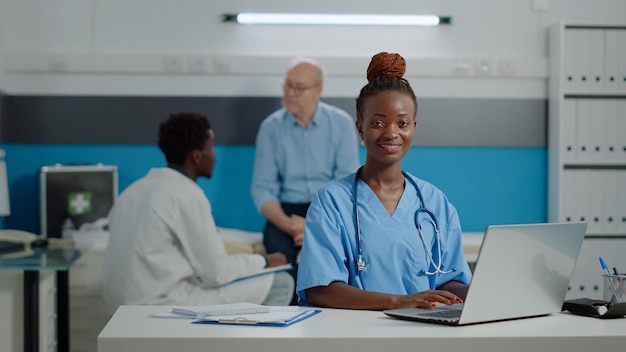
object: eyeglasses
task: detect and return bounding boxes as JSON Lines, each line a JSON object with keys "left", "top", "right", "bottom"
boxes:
{"left": 282, "top": 81, "right": 319, "bottom": 95}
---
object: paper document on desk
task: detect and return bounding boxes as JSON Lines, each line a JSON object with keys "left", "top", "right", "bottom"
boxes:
{"left": 192, "top": 306, "right": 321, "bottom": 327}
{"left": 149, "top": 302, "right": 271, "bottom": 319}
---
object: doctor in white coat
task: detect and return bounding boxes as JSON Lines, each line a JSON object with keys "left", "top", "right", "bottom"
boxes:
{"left": 103, "top": 112, "right": 293, "bottom": 314}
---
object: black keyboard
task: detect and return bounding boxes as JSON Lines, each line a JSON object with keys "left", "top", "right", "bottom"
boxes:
{"left": 0, "top": 240, "right": 25, "bottom": 254}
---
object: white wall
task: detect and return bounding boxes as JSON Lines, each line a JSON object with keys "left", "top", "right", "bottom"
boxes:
{"left": 0, "top": 0, "right": 6, "bottom": 90}
{"left": 1, "top": 0, "right": 626, "bottom": 98}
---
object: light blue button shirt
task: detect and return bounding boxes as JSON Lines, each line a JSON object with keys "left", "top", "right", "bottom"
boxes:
{"left": 251, "top": 101, "right": 360, "bottom": 211}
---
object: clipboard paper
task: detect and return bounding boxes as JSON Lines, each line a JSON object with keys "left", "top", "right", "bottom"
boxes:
{"left": 191, "top": 308, "right": 321, "bottom": 327}
{"left": 170, "top": 302, "right": 271, "bottom": 318}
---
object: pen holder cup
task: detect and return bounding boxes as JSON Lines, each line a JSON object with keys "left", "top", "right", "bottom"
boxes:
{"left": 603, "top": 274, "right": 626, "bottom": 303}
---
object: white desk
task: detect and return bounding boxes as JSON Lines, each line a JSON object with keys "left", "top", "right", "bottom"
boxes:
{"left": 99, "top": 305, "right": 626, "bottom": 352}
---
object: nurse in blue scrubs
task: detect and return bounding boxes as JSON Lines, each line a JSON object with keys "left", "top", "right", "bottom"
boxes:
{"left": 296, "top": 52, "right": 472, "bottom": 310}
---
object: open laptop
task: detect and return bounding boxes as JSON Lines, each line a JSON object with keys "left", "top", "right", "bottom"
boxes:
{"left": 384, "top": 222, "right": 587, "bottom": 326}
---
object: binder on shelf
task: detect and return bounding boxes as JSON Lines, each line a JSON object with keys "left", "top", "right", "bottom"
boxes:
{"left": 618, "top": 171, "right": 626, "bottom": 234}
{"left": 587, "top": 100, "right": 604, "bottom": 161}
{"left": 601, "top": 99, "right": 619, "bottom": 162}
{"left": 566, "top": 240, "right": 604, "bottom": 300}
{"left": 604, "top": 30, "right": 621, "bottom": 92}
{"left": 563, "top": 29, "right": 578, "bottom": 91}
{"left": 619, "top": 30, "right": 626, "bottom": 92}
{"left": 572, "top": 29, "right": 591, "bottom": 91}
{"left": 575, "top": 99, "right": 593, "bottom": 162}
{"left": 573, "top": 170, "right": 590, "bottom": 225}
{"left": 562, "top": 99, "right": 577, "bottom": 162}
{"left": 619, "top": 101, "right": 626, "bottom": 162}
{"left": 600, "top": 170, "right": 619, "bottom": 234}
{"left": 587, "top": 170, "right": 603, "bottom": 234}
{"left": 589, "top": 29, "right": 605, "bottom": 92}
{"left": 568, "top": 242, "right": 602, "bottom": 300}
{"left": 560, "top": 170, "right": 577, "bottom": 224}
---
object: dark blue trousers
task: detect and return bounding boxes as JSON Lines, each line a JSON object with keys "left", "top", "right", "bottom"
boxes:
{"left": 262, "top": 203, "right": 310, "bottom": 305}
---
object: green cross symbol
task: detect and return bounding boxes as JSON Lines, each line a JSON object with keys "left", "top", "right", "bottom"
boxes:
{"left": 68, "top": 192, "right": 92, "bottom": 216}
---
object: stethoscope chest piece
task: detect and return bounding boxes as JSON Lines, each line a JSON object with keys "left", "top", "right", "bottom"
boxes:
{"left": 357, "top": 255, "right": 366, "bottom": 272}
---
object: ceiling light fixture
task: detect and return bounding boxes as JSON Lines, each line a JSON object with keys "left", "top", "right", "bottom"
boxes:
{"left": 223, "top": 13, "right": 451, "bottom": 26}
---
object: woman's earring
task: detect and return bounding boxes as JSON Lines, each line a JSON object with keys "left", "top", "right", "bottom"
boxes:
{"left": 360, "top": 139, "right": 365, "bottom": 146}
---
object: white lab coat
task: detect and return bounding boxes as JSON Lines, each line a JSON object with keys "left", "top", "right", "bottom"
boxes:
{"left": 102, "top": 168, "right": 273, "bottom": 313}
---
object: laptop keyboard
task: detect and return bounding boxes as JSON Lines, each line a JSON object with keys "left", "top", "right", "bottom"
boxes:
{"left": 420, "top": 309, "right": 462, "bottom": 319}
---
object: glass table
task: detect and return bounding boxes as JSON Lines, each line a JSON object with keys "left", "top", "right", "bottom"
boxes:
{"left": 0, "top": 247, "right": 84, "bottom": 352}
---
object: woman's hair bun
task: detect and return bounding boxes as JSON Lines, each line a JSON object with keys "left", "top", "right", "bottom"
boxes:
{"left": 366, "top": 52, "right": 406, "bottom": 82}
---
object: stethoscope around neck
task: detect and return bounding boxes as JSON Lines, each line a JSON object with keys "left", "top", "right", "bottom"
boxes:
{"left": 353, "top": 168, "right": 456, "bottom": 276}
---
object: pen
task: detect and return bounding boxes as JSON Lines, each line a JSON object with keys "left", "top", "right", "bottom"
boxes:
{"left": 599, "top": 257, "right": 621, "bottom": 303}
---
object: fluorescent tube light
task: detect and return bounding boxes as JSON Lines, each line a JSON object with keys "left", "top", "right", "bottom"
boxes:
{"left": 223, "top": 13, "right": 451, "bottom": 26}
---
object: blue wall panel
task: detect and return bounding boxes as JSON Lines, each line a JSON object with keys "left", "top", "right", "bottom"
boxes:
{"left": 400, "top": 147, "right": 547, "bottom": 232}
{"left": 2, "top": 144, "right": 546, "bottom": 234}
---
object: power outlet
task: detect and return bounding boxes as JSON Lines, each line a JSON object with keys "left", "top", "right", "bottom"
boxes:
{"left": 213, "top": 56, "right": 232, "bottom": 73}
{"left": 498, "top": 60, "right": 517, "bottom": 76}
{"left": 163, "top": 56, "right": 185, "bottom": 73}
{"left": 474, "top": 60, "right": 494, "bottom": 76}
{"left": 451, "top": 61, "right": 471, "bottom": 76}
{"left": 188, "top": 56, "right": 212, "bottom": 73}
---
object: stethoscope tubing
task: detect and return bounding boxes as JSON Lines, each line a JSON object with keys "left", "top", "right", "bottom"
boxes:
{"left": 353, "top": 168, "right": 455, "bottom": 276}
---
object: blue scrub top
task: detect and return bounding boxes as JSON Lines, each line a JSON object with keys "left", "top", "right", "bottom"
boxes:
{"left": 296, "top": 171, "right": 472, "bottom": 306}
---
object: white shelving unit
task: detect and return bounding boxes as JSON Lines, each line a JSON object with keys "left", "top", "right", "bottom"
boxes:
{"left": 549, "top": 22, "right": 626, "bottom": 300}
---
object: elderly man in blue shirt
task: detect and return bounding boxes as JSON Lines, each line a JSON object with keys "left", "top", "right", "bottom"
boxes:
{"left": 251, "top": 57, "right": 360, "bottom": 304}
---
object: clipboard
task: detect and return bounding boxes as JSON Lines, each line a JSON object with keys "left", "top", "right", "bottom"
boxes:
{"left": 191, "top": 308, "right": 321, "bottom": 327}
{"left": 231, "top": 263, "right": 294, "bottom": 283}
